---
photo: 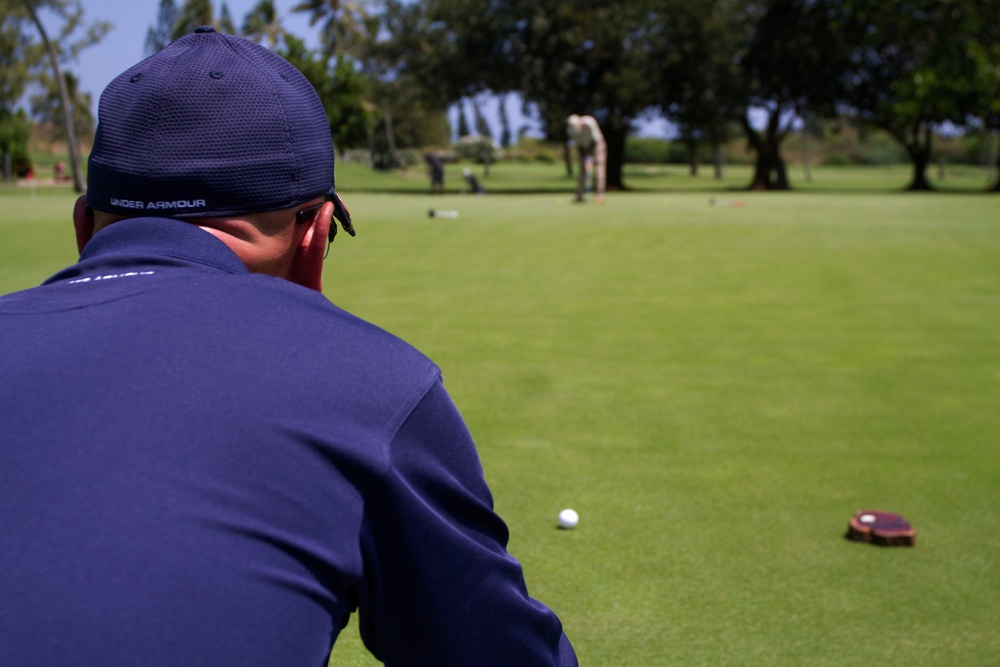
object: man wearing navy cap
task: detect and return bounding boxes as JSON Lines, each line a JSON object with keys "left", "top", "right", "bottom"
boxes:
{"left": 0, "top": 28, "right": 576, "bottom": 666}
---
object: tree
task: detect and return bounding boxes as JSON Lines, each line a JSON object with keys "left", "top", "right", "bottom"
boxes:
{"left": 1, "top": 0, "right": 35, "bottom": 112}
{"left": 22, "top": 0, "right": 110, "bottom": 192}
{"left": 2, "top": 0, "right": 40, "bottom": 179}
{"left": 316, "top": 0, "right": 455, "bottom": 166}
{"left": 654, "top": 0, "right": 745, "bottom": 179}
{"left": 29, "top": 69, "right": 94, "bottom": 143}
{"left": 838, "top": 0, "right": 983, "bottom": 191}
{"left": 0, "top": 109, "right": 32, "bottom": 179}
{"left": 172, "top": 0, "right": 213, "bottom": 40}
{"left": 293, "top": 0, "right": 401, "bottom": 162}
{"left": 470, "top": 94, "right": 495, "bottom": 174}
{"left": 736, "top": 0, "right": 852, "bottom": 190}
{"left": 361, "top": 17, "right": 453, "bottom": 167}
{"left": 471, "top": 95, "right": 492, "bottom": 139}
{"left": 966, "top": 2, "right": 1000, "bottom": 191}
{"left": 498, "top": 93, "right": 511, "bottom": 148}
{"left": 292, "top": 0, "right": 379, "bottom": 59}
{"left": 145, "top": 0, "right": 180, "bottom": 55}
{"left": 374, "top": 0, "right": 460, "bottom": 113}
{"left": 456, "top": 100, "right": 469, "bottom": 137}
{"left": 327, "top": 55, "right": 377, "bottom": 152}
{"left": 508, "top": 1, "right": 667, "bottom": 189}
{"left": 370, "top": 75, "right": 451, "bottom": 165}
{"left": 217, "top": 2, "right": 236, "bottom": 34}
{"left": 241, "top": 0, "right": 283, "bottom": 48}
{"left": 409, "top": 0, "right": 663, "bottom": 190}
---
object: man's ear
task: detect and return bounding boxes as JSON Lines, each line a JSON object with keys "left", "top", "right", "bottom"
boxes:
{"left": 72, "top": 195, "right": 94, "bottom": 254}
{"left": 290, "top": 200, "right": 332, "bottom": 293}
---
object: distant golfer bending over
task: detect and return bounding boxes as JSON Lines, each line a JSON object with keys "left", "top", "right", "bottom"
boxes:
{"left": 0, "top": 27, "right": 576, "bottom": 667}
{"left": 567, "top": 113, "right": 607, "bottom": 203}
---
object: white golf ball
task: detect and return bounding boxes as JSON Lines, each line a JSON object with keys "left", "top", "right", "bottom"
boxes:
{"left": 558, "top": 508, "right": 579, "bottom": 529}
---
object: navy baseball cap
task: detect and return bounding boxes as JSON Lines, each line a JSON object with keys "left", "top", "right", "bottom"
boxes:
{"left": 87, "top": 26, "right": 337, "bottom": 218}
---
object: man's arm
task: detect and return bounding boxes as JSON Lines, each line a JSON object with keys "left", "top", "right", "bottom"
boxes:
{"left": 356, "top": 378, "right": 577, "bottom": 666}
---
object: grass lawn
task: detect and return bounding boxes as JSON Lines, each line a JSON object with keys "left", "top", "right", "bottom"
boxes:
{"left": 327, "top": 158, "right": 994, "bottom": 194}
{"left": 1, "top": 167, "right": 998, "bottom": 665}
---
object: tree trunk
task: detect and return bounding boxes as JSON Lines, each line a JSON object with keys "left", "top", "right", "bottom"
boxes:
{"left": 742, "top": 112, "right": 790, "bottom": 191}
{"left": 687, "top": 138, "right": 699, "bottom": 176}
{"left": 901, "top": 121, "right": 934, "bottom": 191}
{"left": 748, "top": 150, "right": 771, "bottom": 190}
{"left": 744, "top": 130, "right": 788, "bottom": 190}
{"left": 906, "top": 148, "right": 933, "bottom": 191}
{"left": 713, "top": 143, "right": 723, "bottom": 180}
{"left": 774, "top": 151, "right": 789, "bottom": 189}
{"left": 604, "top": 124, "right": 626, "bottom": 190}
{"left": 482, "top": 141, "right": 491, "bottom": 178}
{"left": 903, "top": 123, "right": 934, "bottom": 191}
{"left": 906, "top": 152, "right": 933, "bottom": 191}
{"left": 382, "top": 103, "right": 398, "bottom": 168}
{"left": 993, "top": 134, "right": 1000, "bottom": 192}
{"left": 24, "top": 0, "right": 85, "bottom": 193}
{"left": 800, "top": 130, "right": 812, "bottom": 182}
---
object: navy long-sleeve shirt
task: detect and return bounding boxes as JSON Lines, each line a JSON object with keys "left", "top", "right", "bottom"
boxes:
{"left": 0, "top": 217, "right": 576, "bottom": 666}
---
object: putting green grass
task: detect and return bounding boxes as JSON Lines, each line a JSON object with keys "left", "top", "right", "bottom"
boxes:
{"left": 1, "top": 179, "right": 998, "bottom": 666}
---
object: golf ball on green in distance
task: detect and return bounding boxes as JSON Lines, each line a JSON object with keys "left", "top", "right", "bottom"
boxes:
{"left": 558, "top": 509, "right": 579, "bottom": 529}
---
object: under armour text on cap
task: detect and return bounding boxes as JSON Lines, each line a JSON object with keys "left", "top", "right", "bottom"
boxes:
{"left": 87, "top": 26, "right": 337, "bottom": 218}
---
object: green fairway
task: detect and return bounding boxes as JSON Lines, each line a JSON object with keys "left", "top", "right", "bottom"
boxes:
{"left": 1, "top": 178, "right": 998, "bottom": 665}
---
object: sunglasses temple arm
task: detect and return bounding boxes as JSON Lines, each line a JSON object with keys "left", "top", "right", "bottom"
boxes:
{"left": 331, "top": 194, "right": 355, "bottom": 238}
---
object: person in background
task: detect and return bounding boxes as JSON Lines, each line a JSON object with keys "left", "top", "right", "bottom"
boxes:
{"left": 567, "top": 113, "right": 606, "bottom": 203}
{"left": 425, "top": 151, "right": 445, "bottom": 194}
{"left": 463, "top": 166, "right": 486, "bottom": 194}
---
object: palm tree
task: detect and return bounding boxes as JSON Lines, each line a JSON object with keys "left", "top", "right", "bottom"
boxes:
{"left": 22, "top": 0, "right": 84, "bottom": 192}
{"left": 241, "top": 0, "right": 283, "bottom": 48}
{"left": 216, "top": 2, "right": 236, "bottom": 34}
{"left": 293, "top": 0, "right": 391, "bottom": 162}
{"left": 29, "top": 70, "right": 94, "bottom": 144}
{"left": 172, "top": 0, "right": 213, "bottom": 41}
{"left": 145, "top": 0, "right": 180, "bottom": 55}
{"left": 291, "top": 0, "right": 378, "bottom": 58}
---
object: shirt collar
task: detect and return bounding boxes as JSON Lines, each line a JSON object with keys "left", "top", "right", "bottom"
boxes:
{"left": 43, "top": 217, "right": 249, "bottom": 285}
{"left": 86, "top": 217, "right": 247, "bottom": 272}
